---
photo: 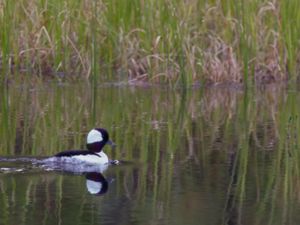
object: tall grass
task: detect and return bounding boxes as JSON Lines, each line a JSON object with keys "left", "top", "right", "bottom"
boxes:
{"left": 0, "top": 0, "right": 299, "bottom": 85}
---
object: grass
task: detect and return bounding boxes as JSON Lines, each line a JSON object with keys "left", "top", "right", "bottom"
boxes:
{"left": 0, "top": 0, "right": 299, "bottom": 85}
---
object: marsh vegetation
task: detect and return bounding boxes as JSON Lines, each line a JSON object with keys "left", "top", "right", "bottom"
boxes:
{"left": 1, "top": 1, "right": 300, "bottom": 225}
{"left": 0, "top": 0, "right": 299, "bottom": 85}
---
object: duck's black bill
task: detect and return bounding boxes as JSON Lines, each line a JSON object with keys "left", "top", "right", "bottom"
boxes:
{"left": 107, "top": 140, "right": 116, "bottom": 149}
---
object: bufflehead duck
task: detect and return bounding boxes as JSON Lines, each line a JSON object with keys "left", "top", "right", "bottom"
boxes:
{"left": 54, "top": 128, "right": 116, "bottom": 165}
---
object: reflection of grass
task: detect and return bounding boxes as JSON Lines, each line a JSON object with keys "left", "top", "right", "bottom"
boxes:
{"left": 1, "top": 83, "right": 300, "bottom": 223}
{"left": 0, "top": 1, "right": 299, "bottom": 84}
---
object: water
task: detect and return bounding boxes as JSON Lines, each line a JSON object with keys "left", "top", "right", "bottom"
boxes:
{"left": 1, "top": 82, "right": 300, "bottom": 225}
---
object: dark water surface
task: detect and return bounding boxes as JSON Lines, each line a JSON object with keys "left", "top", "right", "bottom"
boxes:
{"left": 1, "top": 82, "right": 300, "bottom": 225}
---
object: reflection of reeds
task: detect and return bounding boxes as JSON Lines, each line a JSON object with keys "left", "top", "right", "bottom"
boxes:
{"left": 1, "top": 83, "right": 300, "bottom": 223}
{"left": 249, "top": 83, "right": 288, "bottom": 151}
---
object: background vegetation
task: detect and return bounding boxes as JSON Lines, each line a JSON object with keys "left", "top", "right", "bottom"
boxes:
{"left": 0, "top": 0, "right": 299, "bottom": 85}
{"left": 1, "top": 0, "right": 300, "bottom": 224}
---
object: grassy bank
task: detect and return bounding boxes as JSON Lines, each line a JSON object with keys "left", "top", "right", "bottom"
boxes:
{"left": 0, "top": 0, "right": 299, "bottom": 84}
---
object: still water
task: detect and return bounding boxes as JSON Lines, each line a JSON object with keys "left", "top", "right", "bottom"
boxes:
{"left": 1, "top": 82, "right": 300, "bottom": 225}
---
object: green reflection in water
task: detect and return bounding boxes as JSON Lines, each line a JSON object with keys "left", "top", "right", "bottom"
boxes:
{"left": 1, "top": 83, "right": 300, "bottom": 225}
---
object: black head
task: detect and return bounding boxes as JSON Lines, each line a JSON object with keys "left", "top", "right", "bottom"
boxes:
{"left": 86, "top": 128, "right": 115, "bottom": 152}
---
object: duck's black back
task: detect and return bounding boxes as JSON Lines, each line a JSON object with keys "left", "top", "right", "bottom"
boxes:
{"left": 55, "top": 150, "right": 100, "bottom": 157}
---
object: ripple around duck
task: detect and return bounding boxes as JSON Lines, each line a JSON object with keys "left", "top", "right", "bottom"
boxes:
{"left": 0, "top": 167, "right": 26, "bottom": 173}
{"left": 0, "top": 157, "right": 40, "bottom": 174}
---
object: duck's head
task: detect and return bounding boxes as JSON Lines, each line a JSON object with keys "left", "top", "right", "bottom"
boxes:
{"left": 86, "top": 128, "right": 115, "bottom": 152}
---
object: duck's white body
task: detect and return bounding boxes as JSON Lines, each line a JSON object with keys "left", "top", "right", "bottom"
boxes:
{"left": 43, "top": 156, "right": 109, "bottom": 173}
{"left": 70, "top": 151, "right": 109, "bottom": 165}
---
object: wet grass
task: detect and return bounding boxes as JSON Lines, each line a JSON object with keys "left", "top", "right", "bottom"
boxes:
{"left": 0, "top": 0, "right": 299, "bottom": 85}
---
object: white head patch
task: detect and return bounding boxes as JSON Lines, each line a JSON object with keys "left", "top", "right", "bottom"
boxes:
{"left": 87, "top": 129, "right": 103, "bottom": 144}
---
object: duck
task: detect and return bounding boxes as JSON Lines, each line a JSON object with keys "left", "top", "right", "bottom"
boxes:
{"left": 54, "top": 128, "right": 116, "bottom": 165}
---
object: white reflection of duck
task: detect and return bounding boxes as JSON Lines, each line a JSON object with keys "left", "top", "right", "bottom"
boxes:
{"left": 86, "top": 172, "right": 109, "bottom": 195}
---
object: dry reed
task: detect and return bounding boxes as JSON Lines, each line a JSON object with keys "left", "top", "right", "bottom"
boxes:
{"left": 0, "top": 0, "right": 299, "bottom": 85}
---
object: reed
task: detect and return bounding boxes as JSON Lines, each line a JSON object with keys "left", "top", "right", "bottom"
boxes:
{"left": 0, "top": 0, "right": 299, "bottom": 85}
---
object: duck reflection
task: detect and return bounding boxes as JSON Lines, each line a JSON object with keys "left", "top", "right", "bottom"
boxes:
{"left": 85, "top": 172, "right": 109, "bottom": 195}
